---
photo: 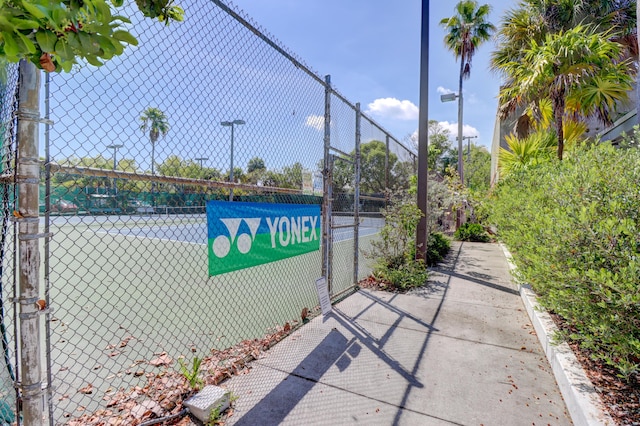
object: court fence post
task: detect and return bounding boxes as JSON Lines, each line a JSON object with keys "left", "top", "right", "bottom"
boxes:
{"left": 322, "top": 75, "right": 332, "bottom": 296}
{"left": 353, "top": 103, "right": 361, "bottom": 286}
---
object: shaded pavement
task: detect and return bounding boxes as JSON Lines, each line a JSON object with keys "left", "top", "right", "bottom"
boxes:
{"left": 223, "top": 242, "right": 572, "bottom": 425}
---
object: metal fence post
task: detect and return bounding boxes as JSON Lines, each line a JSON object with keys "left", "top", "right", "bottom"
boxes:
{"left": 385, "top": 134, "right": 390, "bottom": 206}
{"left": 16, "top": 60, "right": 44, "bottom": 425}
{"left": 353, "top": 103, "right": 361, "bottom": 286}
{"left": 322, "top": 75, "right": 332, "bottom": 294}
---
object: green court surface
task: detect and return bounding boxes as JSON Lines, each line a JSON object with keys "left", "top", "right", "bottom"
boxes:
{"left": 40, "top": 215, "right": 378, "bottom": 420}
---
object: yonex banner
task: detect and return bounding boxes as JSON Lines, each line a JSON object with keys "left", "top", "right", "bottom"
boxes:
{"left": 207, "top": 201, "right": 321, "bottom": 276}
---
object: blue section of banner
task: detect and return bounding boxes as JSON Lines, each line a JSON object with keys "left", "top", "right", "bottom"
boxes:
{"left": 206, "top": 201, "right": 320, "bottom": 239}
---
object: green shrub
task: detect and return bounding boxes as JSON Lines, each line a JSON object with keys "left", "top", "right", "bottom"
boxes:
{"left": 454, "top": 223, "right": 490, "bottom": 242}
{"left": 426, "top": 232, "right": 451, "bottom": 266}
{"left": 362, "top": 191, "right": 431, "bottom": 291}
{"left": 374, "top": 259, "right": 429, "bottom": 291}
{"left": 489, "top": 139, "right": 640, "bottom": 379}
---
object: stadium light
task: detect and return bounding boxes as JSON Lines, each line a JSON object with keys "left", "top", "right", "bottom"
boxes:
{"left": 194, "top": 157, "right": 208, "bottom": 168}
{"left": 106, "top": 144, "right": 123, "bottom": 194}
{"left": 440, "top": 93, "right": 457, "bottom": 103}
{"left": 221, "top": 120, "right": 246, "bottom": 201}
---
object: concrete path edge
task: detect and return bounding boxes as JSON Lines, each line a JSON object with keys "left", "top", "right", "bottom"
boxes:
{"left": 499, "top": 243, "right": 615, "bottom": 426}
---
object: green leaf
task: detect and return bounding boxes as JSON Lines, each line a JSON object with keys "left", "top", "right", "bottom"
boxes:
{"left": 110, "top": 38, "right": 123, "bottom": 55}
{"left": 84, "top": 54, "right": 103, "bottom": 67}
{"left": 2, "top": 32, "right": 20, "bottom": 58}
{"left": 20, "top": 1, "right": 47, "bottom": 19}
{"left": 111, "top": 30, "right": 137, "bottom": 46}
{"left": 66, "top": 32, "right": 80, "bottom": 49}
{"left": 60, "top": 59, "right": 73, "bottom": 72}
{"left": 112, "top": 15, "right": 132, "bottom": 24}
{"left": 51, "top": 8, "right": 67, "bottom": 25}
{"left": 35, "top": 29, "right": 57, "bottom": 52}
{"left": 0, "top": 15, "right": 16, "bottom": 33}
{"left": 111, "top": 0, "right": 124, "bottom": 6}
{"left": 54, "top": 38, "right": 73, "bottom": 61}
{"left": 78, "top": 32, "right": 99, "bottom": 54}
{"left": 95, "top": 35, "right": 114, "bottom": 55}
{"left": 10, "top": 18, "right": 40, "bottom": 30}
{"left": 15, "top": 31, "right": 36, "bottom": 54}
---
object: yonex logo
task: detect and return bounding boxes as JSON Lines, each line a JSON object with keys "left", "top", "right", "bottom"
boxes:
{"left": 212, "top": 218, "right": 261, "bottom": 258}
{"left": 211, "top": 215, "right": 320, "bottom": 259}
{"left": 207, "top": 201, "right": 321, "bottom": 276}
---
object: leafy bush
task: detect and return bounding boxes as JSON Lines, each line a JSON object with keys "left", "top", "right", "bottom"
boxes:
{"left": 426, "top": 232, "right": 451, "bottom": 266}
{"left": 373, "top": 259, "right": 429, "bottom": 291}
{"left": 454, "top": 223, "right": 490, "bottom": 242}
{"left": 489, "top": 139, "right": 640, "bottom": 379}
{"left": 363, "top": 191, "right": 430, "bottom": 290}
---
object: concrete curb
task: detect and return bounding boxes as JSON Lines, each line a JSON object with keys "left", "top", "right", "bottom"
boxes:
{"left": 499, "top": 244, "right": 615, "bottom": 426}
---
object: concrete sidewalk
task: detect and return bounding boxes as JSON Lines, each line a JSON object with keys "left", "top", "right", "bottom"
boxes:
{"left": 224, "top": 242, "right": 572, "bottom": 425}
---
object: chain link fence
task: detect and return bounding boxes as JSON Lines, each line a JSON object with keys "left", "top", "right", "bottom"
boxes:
{"left": 3, "top": 0, "right": 417, "bottom": 424}
{"left": 0, "top": 63, "right": 19, "bottom": 425}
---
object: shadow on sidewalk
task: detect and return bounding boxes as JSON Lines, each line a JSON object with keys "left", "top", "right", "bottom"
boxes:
{"left": 232, "top": 243, "right": 466, "bottom": 425}
{"left": 429, "top": 269, "right": 518, "bottom": 296}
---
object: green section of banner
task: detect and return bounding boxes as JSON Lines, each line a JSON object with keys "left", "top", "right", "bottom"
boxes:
{"left": 208, "top": 229, "right": 320, "bottom": 276}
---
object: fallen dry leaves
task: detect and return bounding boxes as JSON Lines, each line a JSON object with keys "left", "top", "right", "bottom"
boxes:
{"left": 65, "top": 320, "right": 299, "bottom": 425}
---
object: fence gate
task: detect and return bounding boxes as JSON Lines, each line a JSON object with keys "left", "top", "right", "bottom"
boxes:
{"left": 322, "top": 76, "right": 361, "bottom": 298}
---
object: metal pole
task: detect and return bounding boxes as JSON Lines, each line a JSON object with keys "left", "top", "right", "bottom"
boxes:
{"left": 229, "top": 124, "right": 235, "bottom": 201}
{"left": 44, "top": 69, "right": 53, "bottom": 426}
{"left": 222, "top": 120, "right": 244, "bottom": 201}
{"left": 384, "top": 134, "right": 390, "bottom": 206}
{"left": 416, "top": 0, "right": 429, "bottom": 260}
{"left": 322, "top": 75, "right": 332, "bottom": 293}
{"left": 455, "top": 50, "right": 465, "bottom": 230}
{"left": 17, "top": 59, "right": 44, "bottom": 425}
{"left": 463, "top": 135, "right": 477, "bottom": 187}
{"left": 113, "top": 149, "right": 117, "bottom": 195}
{"left": 106, "top": 144, "right": 123, "bottom": 195}
{"left": 353, "top": 103, "right": 361, "bottom": 286}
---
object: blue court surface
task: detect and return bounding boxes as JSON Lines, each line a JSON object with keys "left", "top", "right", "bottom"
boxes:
{"left": 80, "top": 214, "right": 384, "bottom": 244}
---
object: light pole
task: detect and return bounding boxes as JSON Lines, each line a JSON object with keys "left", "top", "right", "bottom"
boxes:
{"left": 194, "top": 157, "right": 208, "bottom": 169}
{"left": 220, "top": 119, "right": 245, "bottom": 201}
{"left": 441, "top": 92, "right": 465, "bottom": 228}
{"left": 440, "top": 92, "right": 464, "bottom": 184}
{"left": 462, "top": 135, "right": 477, "bottom": 187}
{"left": 106, "top": 144, "right": 123, "bottom": 194}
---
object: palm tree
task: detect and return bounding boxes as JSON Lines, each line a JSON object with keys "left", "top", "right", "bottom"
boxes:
{"left": 139, "top": 107, "right": 170, "bottom": 176}
{"left": 440, "top": 1, "right": 495, "bottom": 185}
{"left": 498, "top": 25, "right": 633, "bottom": 160}
{"left": 493, "top": 0, "right": 638, "bottom": 132}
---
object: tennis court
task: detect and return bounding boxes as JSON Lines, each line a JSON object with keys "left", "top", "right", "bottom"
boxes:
{"left": 88, "top": 213, "right": 383, "bottom": 244}
{"left": 44, "top": 211, "right": 382, "bottom": 419}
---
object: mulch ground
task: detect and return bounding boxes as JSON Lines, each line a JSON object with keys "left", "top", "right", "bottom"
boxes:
{"left": 548, "top": 313, "right": 640, "bottom": 425}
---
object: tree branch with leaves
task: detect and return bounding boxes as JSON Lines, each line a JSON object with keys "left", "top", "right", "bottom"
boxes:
{"left": 0, "top": 0, "right": 184, "bottom": 72}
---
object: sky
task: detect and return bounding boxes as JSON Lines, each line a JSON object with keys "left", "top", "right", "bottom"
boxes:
{"left": 227, "top": 0, "right": 515, "bottom": 149}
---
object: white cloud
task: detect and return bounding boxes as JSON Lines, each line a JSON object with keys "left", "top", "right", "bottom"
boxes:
{"left": 366, "top": 98, "right": 419, "bottom": 120}
{"left": 305, "top": 114, "right": 324, "bottom": 131}
{"left": 438, "top": 121, "right": 480, "bottom": 139}
{"left": 437, "top": 86, "right": 455, "bottom": 95}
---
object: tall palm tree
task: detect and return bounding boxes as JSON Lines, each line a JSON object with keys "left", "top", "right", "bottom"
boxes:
{"left": 493, "top": 0, "right": 638, "bottom": 132}
{"left": 139, "top": 107, "right": 169, "bottom": 176}
{"left": 440, "top": 1, "right": 495, "bottom": 185}
{"left": 498, "top": 25, "right": 633, "bottom": 160}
